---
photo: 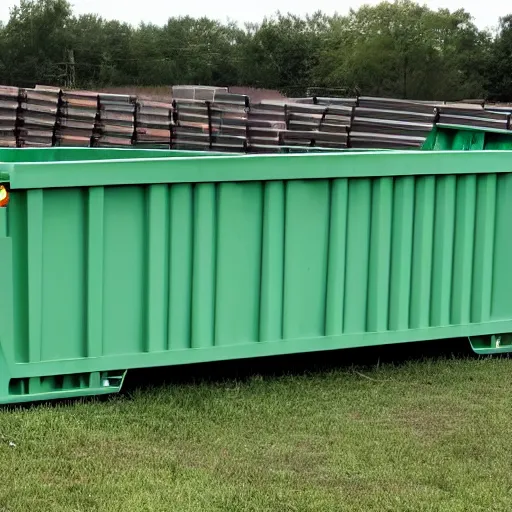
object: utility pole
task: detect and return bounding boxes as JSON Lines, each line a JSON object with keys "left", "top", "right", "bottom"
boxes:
{"left": 66, "top": 49, "right": 76, "bottom": 89}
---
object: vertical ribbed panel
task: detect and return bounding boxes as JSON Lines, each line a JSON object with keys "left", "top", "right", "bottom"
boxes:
{"left": 451, "top": 175, "right": 476, "bottom": 325}
{"left": 215, "top": 183, "right": 263, "bottom": 345}
{"left": 10, "top": 191, "right": 29, "bottom": 363}
{"left": 146, "top": 185, "right": 169, "bottom": 353}
{"left": 86, "top": 187, "right": 104, "bottom": 358}
{"left": 259, "top": 181, "right": 285, "bottom": 342}
{"left": 325, "top": 179, "right": 348, "bottom": 336}
{"left": 10, "top": 170, "right": 512, "bottom": 364}
{"left": 367, "top": 178, "right": 393, "bottom": 333}
{"left": 103, "top": 186, "right": 146, "bottom": 355}
{"left": 0, "top": 208, "right": 7, "bottom": 238}
{"left": 191, "top": 184, "right": 216, "bottom": 349}
{"left": 430, "top": 176, "right": 456, "bottom": 327}
{"left": 40, "top": 188, "right": 87, "bottom": 361}
{"left": 283, "top": 180, "right": 330, "bottom": 339}
{"left": 344, "top": 179, "right": 372, "bottom": 333}
{"left": 452, "top": 130, "right": 484, "bottom": 151}
{"left": 389, "top": 177, "right": 415, "bottom": 331}
{"left": 26, "top": 189, "right": 43, "bottom": 363}
{"left": 409, "top": 177, "right": 435, "bottom": 329}
{"left": 168, "top": 184, "right": 193, "bottom": 350}
{"left": 491, "top": 174, "right": 512, "bottom": 319}
{"left": 471, "top": 174, "right": 497, "bottom": 323}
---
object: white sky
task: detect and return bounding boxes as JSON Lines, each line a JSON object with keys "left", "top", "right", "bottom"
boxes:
{"left": 0, "top": 0, "right": 505, "bottom": 31}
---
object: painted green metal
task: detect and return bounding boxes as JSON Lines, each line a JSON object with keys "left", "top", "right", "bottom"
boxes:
{"left": 422, "top": 124, "right": 512, "bottom": 151}
{"left": 2, "top": 130, "right": 512, "bottom": 404}
{"left": 423, "top": 125, "right": 512, "bottom": 356}
{"left": 469, "top": 334, "right": 512, "bottom": 355}
{"left": 0, "top": 147, "right": 231, "bottom": 163}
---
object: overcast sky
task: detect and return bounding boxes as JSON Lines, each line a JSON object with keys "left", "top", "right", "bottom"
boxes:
{"left": 0, "top": 0, "right": 506, "bottom": 31}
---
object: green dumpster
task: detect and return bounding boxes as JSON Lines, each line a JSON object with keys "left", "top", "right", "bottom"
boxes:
{"left": 1, "top": 126, "right": 512, "bottom": 405}
{"left": 422, "top": 124, "right": 512, "bottom": 151}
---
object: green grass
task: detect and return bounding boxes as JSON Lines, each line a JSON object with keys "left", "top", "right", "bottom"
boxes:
{"left": 1, "top": 356, "right": 511, "bottom": 511}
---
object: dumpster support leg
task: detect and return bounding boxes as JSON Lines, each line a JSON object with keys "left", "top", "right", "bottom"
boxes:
{"left": 469, "top": 334, "right": 512, "bottom": 355}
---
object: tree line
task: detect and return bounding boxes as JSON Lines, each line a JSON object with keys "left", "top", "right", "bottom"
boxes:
{"left": 1, "top": 0, "right": 512, "bottom": 101}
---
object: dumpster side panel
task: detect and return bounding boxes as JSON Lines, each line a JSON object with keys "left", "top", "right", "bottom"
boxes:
{"left": 6, "top": 172, "right": 512, "bottom": 365}
{"left": 2, "top": 164, "right": 512, "bottom": 404}
{"left": 0, "top": 208, "right": 14, "bottom": 399}
{"left": 41, "top": 189, "right": 87, "bottom": 361}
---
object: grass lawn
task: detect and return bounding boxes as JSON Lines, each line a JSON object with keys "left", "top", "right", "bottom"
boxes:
{"left": 0, "top": 346, "right": 511, "bottom": 511}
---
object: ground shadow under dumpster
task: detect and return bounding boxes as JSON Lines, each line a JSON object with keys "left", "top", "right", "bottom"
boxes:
{"left": 122, "top": 337, "right": 482, "bottom": 394}
{"left": 1, "top": 337, "right": 503, "bottom": 410}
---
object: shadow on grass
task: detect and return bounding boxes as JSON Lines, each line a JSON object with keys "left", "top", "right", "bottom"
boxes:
{"left": 0, "top": 338, "right": 489, "bottom": 411}
{"left": 122, "top": 337, "right": 474, "bottom": 393}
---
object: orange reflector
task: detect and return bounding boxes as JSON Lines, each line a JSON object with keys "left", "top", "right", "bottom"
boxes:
{"left": 0, "top": 186, "right": 9, "bottom": 207}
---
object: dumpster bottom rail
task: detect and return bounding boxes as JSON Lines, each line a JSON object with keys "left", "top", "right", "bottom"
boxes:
{"left": 1, "top": 332, "right": 511, "bottom": 405}
{"left": 469, "top": 333, "right": 512, "bottom": 355}
{"left": 2, "top": 370, "right": 126, "bottom": 405}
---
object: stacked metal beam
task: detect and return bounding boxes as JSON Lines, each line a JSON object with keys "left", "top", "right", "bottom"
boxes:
{"left": 483, "top": 105, "right": 512, "bottom": 129}
{"left": 172, "top": 93, "right": 249, "bottom": 152}
{"left": 96, "top": 93, "right": 136, "bottom": 147}
{"left": 5, "top": 81, "right": 512, "bottom": 153}
{"left": 173, "top": 93, "right": 249, "bottom": 152}
{"left": 172, "top": 99, "right": 212, "bottom": 151}
{"left": 349, "top": 96, "right": 436, "bottom": 149}
{"left": 246, "top": 101, "right": 287, "bottom": 152}
{"left": 208, "top": 92, "right": 248, "bottom": 152}
{"left": 293, "top": 96, "right": 358, "bottom": 108}
{"left": 436, "top": 103, "right": 510, "bottom": 130}
{"left": 56, "top": 90, "right": 98, "bottom": 147}
{"left": 0, "top": 86, "right": 19, "bottom": 148}
{"left": 280, "top": 102, "right": 351, "bottom": 148}
{"left": 17, "top": 85, "right": 60, "bottom": 147}
{"left": 172, "top": 85, "right": 228, "bottom": 102}
{"left": 134, "top": 99, "right": 172, "bottom": 149}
